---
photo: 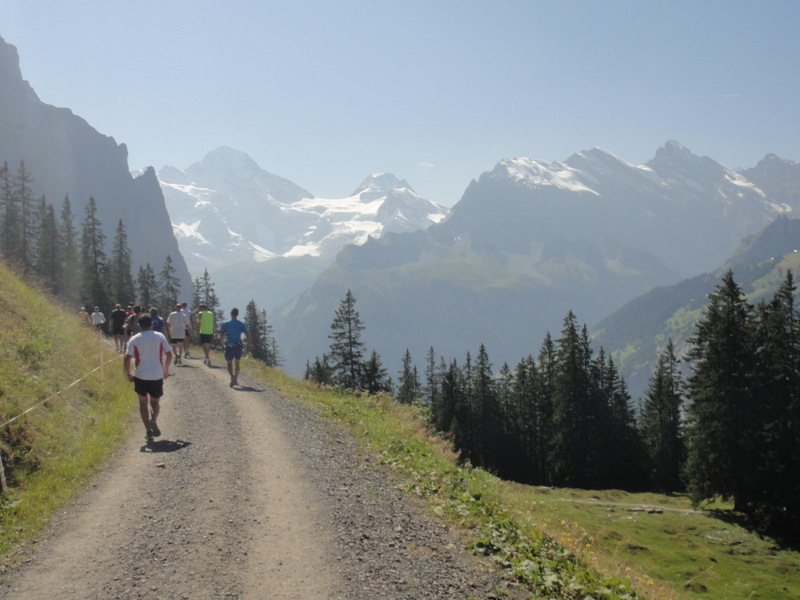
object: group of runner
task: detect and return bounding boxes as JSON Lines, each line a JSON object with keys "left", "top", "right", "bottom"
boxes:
{"left": 118, "top": 303, "right": 251, "bottom": 443}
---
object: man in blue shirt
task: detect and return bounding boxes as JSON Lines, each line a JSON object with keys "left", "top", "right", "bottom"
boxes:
{"left": 218, "top": 307, "right": 251, "bottom": 387}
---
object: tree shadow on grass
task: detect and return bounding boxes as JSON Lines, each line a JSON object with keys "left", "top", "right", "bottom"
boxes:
{"left": 707, "top": 508, "right": 800, "bottom": 551}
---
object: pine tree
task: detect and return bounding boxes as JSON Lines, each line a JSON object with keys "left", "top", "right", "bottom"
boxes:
{"left": 328, "top": 289, "right": 366, "bottom": 390}
{"left": 494, "top": 361, "right": 522, "bottom": 480}
{"left": 470, "top": 344, "right": 498, "bottom": 469}
{"left": 80, "top": 196, "right": 110, "bottom": 310}
{"left": 107, "top": 219, "right": 134, "bottom": 307}
{"left": 244, "top": 299, "right": 280, "bottom": 366}
{"left": 596, "top": 351, "right": 642, "bottom": 490}
{"left": 362, "top": 349, "right": 392, "bottom": 394}
{"left": 442, "top": 357, "right": 470, "bottom": 460}
{"left": 685, "top": 270, "right": 756, "bottom": 511}
{"left": 550, "top": 311, "right": 596, "bottom": 487}
{"left": 512, "top": 354, "right": 549, "bottom": 484}
{"left": 193, "top": 269, "right": 221, "bottom": 318}
{"left": 751, "top": 272, "right": 800, "bottom": 528}
{"left": 136, "top": 263, "right": 158, "bottom": 310}
{"left": 424, "top": 346, "right": 441, "bottom": 410}
{"left": 639, "top": 340, "right": 686, "bottom": 494}
{"left": 34, "top": 198, "right": 59, "bottom": 293}
{"left": 14, "top": 161, "right": 36, "bottom": 273}
{"left": 0, "top": 161, "right": 14, "bottom": 258}
{"left": 158, "top": 255, "right": 182, "bottom": 311}
{"left": 396, "top": 349, "right": 419, "bottom": 405}
{"left": 305, "top": 354, "right": 334, "bottom": 386}
{"left": 58, "top": 196, "right": 81, "bottom": 305}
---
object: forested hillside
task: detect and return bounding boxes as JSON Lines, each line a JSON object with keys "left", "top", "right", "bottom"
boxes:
{"left": 307, "top": 265, "right": 800, "bottom": 534}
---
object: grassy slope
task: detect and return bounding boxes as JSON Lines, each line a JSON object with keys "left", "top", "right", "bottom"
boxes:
{"left": 1, "top": 265, "right": 798, "bottom": 598}
{"left": 0, "top": 263, "right": 134, "bottom": 560}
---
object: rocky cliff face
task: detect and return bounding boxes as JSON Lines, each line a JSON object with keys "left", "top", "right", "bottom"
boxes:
{"left": 0, "top": 35, "right": 193, "bottom": 297}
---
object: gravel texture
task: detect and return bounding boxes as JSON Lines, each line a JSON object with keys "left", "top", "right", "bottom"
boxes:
{"left": 0, "top": 355, "right": 525, "bottom": 599}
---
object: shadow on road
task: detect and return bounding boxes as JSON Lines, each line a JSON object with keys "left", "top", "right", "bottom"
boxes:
{"left": 140, "top": 439, "right": 192, "bottom": 453}
{"left": 234, "top": 385, "right": 263, "bottom": 393}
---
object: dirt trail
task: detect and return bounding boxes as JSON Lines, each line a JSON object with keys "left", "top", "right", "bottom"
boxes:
{"left": 0, "top": 355, "right": 521, "bottom": 599}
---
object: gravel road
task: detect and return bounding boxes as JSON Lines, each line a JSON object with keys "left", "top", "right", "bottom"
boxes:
{"left": 0, "top": 355, "right": 524, "bottom": 599}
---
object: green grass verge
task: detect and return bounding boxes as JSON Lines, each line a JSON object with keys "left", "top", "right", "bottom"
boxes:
{"left": 0, "top": 265, "right": 136, "bottom": 562}
{"left": 244, "top": 360, "right": 800, "bottom": 600}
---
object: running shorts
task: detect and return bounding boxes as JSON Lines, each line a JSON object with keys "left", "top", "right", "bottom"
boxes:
{"left": 133, "top": 377, "right": 164, "bottom": 399}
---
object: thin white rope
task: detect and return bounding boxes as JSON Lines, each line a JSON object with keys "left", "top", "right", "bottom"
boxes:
{"left": 0, "top": 353, "right": 120, "bottom": 429}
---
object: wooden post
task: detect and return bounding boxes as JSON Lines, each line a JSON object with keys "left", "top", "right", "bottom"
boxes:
{"left": 0, "top": 453, "right": 8, "bottom": 495}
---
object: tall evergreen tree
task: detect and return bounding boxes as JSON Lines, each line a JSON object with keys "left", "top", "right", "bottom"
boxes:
{"left": 34, "top": 198, "right": 59, "bottom": 293}
{"left": 0, "top": 161, "right": 14, "bottom": 258}
{"left": 550, "top": 311, "right": 596, "bottom": 487}
{"left": 193, "top": 269, "right": 221, "bottom": 318}
{"left": 751, "top": 271, "right": 800, "bottom": 528}
{"left": 470, "top": 344, "right": 499, "bottom": 469}
{"left": 430, "top": 351, "right": 457, "bottom": 434}
{"left": 158, "top": 254, "right": 182, "bottom": 311}
{"left": 107, "top": 219, "right": 134, "bottom": 306}
{"left": 396, "top": 349, "right": 420, "bottom": 405}
{"left": 58, "top": 196, "right": 81, "bottom": 305}
{"left": 362, "top": 349, "right": 392, "bottom": 395}
{"left": 424, "top": 346, "right": 441, "bottom": 410}
{"left": 596, "top": 351, "right": 642, "bottom": 490}
{"left": 495, "top": 361, "right": 522, "bottom": 480}
{"left": 513, "top": 354, "right": 549, "bottom": 484}
{"left": 80, "top": 196, "right": 110, "bottom": 310}
{"left": 328, "top": 289, "right": 366, "bottom": 390}
{"left": 245, "top": 299, "right": 268, "bottom": 361}
{"left": 14, "top": 161, "right": 36, "bottom": 273}
{"left": 305, "top": 354, "right": 334, "bottom": 386}
{"left": 685, "top": 270, "right": 756, "bottom": 512}
{"left": 639, "top": 340, "right": 686, "bottom": 494}
{"left": 262, "top": 308, "right": 281, "bottom": 367}
{"left": 136, "top": 263, "right": 158, "bottom": 310}
{"left": 443, "top": 357, "right": 470, "bottom": 460}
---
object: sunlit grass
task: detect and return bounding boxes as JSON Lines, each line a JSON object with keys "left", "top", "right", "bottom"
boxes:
{"left": 0, "top": 265, "right": 136, "bottom": 561}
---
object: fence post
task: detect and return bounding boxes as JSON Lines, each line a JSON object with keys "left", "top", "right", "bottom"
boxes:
{"left": 0, "top": 453, "right": 8, "bottom": 495}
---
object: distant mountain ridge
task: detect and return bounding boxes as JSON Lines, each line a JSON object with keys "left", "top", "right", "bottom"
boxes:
{"left": 157, "top": 147, "right": 448, "bottom": 308}
{"left": 272, "top": 143, "right": 797, "bottom": 378}
{"left": 0, "top": 34, "right": 193, "bottom": 297}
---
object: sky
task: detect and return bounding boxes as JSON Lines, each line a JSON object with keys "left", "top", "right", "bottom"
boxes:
{"left": 1, "top": 1, "right": 798, "bottom": 206}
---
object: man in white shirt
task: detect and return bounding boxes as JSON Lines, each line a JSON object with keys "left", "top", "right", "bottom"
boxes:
{"left": 166, "top": 303, "right": 191, "bottom": 365}
{"left": 90, "top": 306, "right": 106, "bottom": 332}
{"left": 124, "top": 314, "right": 172, "bottom": 443}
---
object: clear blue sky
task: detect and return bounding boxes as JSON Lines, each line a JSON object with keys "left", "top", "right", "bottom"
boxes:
{"left": 1, "top": 1, "right": 798, "bottom": 206}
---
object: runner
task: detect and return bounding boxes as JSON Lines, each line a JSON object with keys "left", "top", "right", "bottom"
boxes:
{"left": 218, "top": 307, "right": 251, "bottom": 387}
{"left": 166, "top": 303, "right": 190, "bottom": 365}
{"left": 109, "top": 303, "right": 127, "bottom": 352}
{"left": 124, "top": 313, "right": 172, "bottom": 443}
{"left": 197, "top": 304, "right": 216, "bottom": 367}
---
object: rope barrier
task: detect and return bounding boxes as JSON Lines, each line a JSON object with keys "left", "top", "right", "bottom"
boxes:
{"left": 0, "top": 352, "right": 121, "bottom": 430}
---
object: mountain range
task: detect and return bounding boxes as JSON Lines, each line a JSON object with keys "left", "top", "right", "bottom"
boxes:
{"left": 0, "top": 35, "right": 193, "bottom": 298}
{"left": 156, "top": 148, "right": 447, "bottom": 309}
{"left": 268, "top": 143, "right": 798, "bottom": 380}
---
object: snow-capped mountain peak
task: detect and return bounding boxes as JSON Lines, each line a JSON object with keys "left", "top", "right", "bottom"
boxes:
{"left": 352, "top": 172, "right": 413, "bottom": 196}
{"left": 158, "top": 149, "right": 448, "bottom": 274}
